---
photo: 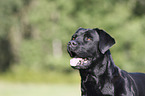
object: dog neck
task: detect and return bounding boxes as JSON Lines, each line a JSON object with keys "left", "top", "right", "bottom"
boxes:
{"left": 79, "top": 50, "right": 119, "bottom": 86}
{"left": 79, "top": 50, "right": 120, "bottom": 95}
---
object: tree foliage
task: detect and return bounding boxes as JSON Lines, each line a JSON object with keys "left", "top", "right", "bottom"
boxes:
{"left": 0, "top": 0, "right": 145, "bottom": 73}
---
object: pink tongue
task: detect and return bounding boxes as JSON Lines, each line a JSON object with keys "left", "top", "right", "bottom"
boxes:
{"left": 70, "top": 58, "right": 83, "bottom": 66}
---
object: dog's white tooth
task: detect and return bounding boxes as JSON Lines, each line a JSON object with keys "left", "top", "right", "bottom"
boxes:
{"left": 84, "top": 60, "right": 88, "bottom": 63}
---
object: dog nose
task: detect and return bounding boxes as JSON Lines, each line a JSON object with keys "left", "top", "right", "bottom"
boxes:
{"left": 68, "top": 41, "right": 78, "bottom": 47}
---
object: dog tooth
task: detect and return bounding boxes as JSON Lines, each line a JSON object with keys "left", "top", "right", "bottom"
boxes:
{"left": 84, "top": 60, "right": 88, "bottom": 63}
{"left": 84, "top": 58, "right": 87, "bottom": 61}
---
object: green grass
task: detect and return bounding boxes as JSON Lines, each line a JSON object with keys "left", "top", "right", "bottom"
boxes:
{"left": 0, "top": 69, "right": 81, "bottom": 96}
{"left": 0, "top": 82, "right": 80, "bottom": 96}
{"left": 0, "top": 69, "right": 80, "bottom": 83}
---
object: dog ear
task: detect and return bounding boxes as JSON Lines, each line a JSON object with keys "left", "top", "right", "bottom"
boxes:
{"left": 94, "top": 28, "right": 115, "bottom": 54}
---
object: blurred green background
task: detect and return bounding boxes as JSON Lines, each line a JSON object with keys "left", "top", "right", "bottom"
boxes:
{"left": 0, "top": 0, "right": 145, "bottom": 96}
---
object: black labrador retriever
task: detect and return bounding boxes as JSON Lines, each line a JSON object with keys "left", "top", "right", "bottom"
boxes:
{"left": 67, "top": 28, "right": 145, "bottom": 96}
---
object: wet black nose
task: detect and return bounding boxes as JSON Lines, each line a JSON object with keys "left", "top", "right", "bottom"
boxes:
{"left": 68, "top": 40, "right": 78, "bottom": 47}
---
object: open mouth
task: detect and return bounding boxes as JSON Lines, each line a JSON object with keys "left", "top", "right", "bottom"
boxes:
{"left": 70, "top": 58, "right": 88, "bottom": 67}
{"left": 67, "top": 48, "right": 91, "bottom": 69}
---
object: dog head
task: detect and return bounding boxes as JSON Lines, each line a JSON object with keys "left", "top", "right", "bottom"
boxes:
{"left": 67, "top": 28, "right": 115, "bottom": 69}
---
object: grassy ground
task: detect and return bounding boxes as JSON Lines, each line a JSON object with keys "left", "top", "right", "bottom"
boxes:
{"left": 0, "top": 82, "right": 80, "bottom": 96}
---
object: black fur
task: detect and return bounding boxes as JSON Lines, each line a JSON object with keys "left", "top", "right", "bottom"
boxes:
{"left": 67, "top": 28, "right": 145, "bottom": 96}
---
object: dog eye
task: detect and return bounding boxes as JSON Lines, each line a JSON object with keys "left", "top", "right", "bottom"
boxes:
{"left": 72, "top": 35, "right": 77, "bottom": 40}
{"left": 85, "top": 37, "right": 92, "bottom": 41}
{"left": 87, "top": 38, "right": 91, "bottom": 41}
{"left": 72, "top": 37, "right": 76, "bottom": 40}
